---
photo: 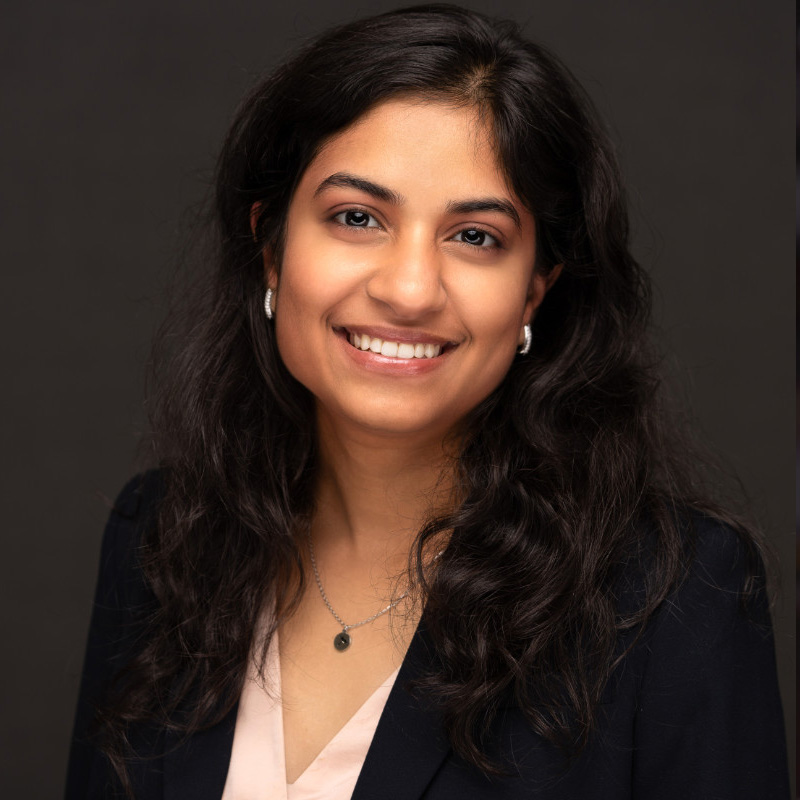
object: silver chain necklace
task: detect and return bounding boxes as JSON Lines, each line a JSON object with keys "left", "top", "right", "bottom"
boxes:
{"left": 306, "top": 529, "right": 409, "bottom": 651}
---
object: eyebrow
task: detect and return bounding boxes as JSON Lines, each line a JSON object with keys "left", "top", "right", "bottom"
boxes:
{"left": 445, "top": 198, "right": 521, "bottom": 230}
{"left": 314, "top": 171, "right": 522, "bottom": 230}
{"left": 314, "top": 172, "right": 404, "bottom": 205}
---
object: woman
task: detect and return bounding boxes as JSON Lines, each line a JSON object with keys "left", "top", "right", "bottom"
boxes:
{"left": 65, "top": 5, "right": 789, "bottom": 799}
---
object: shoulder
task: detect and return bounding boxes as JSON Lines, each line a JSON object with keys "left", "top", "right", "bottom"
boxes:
{"left": 622, "top": 519, "right": 789, "bottom": 795}
{"left": 617, "top": 510, "right": 767, "bottom": 632}
{"left": 661, "top": 512, "right": 769, "bottom": 630}
{"left": 611, "top": 510, "right": 774, "bottom": 692}
{"left": 683, "top": 512, "right": 761, "bottom": 582}
{"left": 630, "top": 511, "right": 775, "bottom": 685}
{"left": 83, "top": 469, "right": 165, "bottom": 676}
{"left": 94, "top": 469, "right": 164, "bottom": 610}
{"left": 101, "top": 470, "right": 164, "bottom": 552}
{"left": 108, "top": 469, "right": 164, "bottom": 524}
{"left": 65, "top": 471, "right": 166, "bottom": 799}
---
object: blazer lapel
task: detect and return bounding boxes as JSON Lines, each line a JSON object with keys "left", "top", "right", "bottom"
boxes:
{"left": 163, "top": 703, "right": 238, "bottom": 800}
{"left": 162, "top": 618, "right": 449, "bottom": 800}
{"left": 352, "top": 617, "right": 451, "bottom": 800}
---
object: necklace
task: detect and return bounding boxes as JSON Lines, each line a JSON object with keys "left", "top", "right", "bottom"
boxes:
{"left": 306, "top": 529, "right": 409, "bottom": 651}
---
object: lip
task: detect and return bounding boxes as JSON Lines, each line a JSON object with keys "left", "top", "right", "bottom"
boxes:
{"left": 333, "top": 327, "right": 458, "bottom": 375}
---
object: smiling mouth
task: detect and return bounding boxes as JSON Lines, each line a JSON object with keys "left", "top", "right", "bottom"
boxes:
{"left": 337, "top": 328, "right": 454, "bottom": 360}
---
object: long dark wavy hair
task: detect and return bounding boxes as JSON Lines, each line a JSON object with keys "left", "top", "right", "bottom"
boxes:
{"left": 97, "top": 3, "right": 766, "bottom": 791}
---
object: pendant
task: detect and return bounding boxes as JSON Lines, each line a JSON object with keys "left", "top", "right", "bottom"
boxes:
{"left": 333, "top": 631, "right": 351, "bottom": 651}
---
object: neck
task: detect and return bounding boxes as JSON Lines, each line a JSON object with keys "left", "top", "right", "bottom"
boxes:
{"left": 311, "top": 408, "right": 459, "bottom": 565}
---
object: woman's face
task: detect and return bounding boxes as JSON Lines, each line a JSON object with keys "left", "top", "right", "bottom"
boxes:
{"left": 264, "top": 98, "right": 556, "bottom": 442}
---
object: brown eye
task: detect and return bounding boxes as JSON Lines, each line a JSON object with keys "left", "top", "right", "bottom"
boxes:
{"left": 334, "top": 209, "right": 379, "bottom": 228}
{"left": 346, "top": 210, "right": 368, "bottom": 226}
{"left": 454, "top": 228, "right": 499, "bottom": 248}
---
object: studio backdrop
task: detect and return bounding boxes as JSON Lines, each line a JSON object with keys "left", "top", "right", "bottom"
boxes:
{"left": 0, "top": 2, "right": 793, "bottom": 797}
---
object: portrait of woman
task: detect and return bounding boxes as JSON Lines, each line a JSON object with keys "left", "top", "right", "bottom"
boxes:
{"left": 4, "top": 3, "right": 792, "bottom": 799}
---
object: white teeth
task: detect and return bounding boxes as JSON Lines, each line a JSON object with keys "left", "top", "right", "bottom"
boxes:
{"left": 397, "top": 343, "right": 415, "bottom": 359}
{"left": 347, "top": 331, "right": 446, "bottom": 359}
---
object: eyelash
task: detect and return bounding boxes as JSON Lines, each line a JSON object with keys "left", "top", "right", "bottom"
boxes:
{"left": 330, "top": 209, "right": 503, "bottom": 250}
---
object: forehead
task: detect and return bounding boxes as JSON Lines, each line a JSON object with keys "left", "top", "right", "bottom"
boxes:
{"left": 297, "top": 97, "right": 514, "bottom": 201}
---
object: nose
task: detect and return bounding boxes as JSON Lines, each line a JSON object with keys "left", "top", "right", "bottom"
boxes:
{"left": 365, "top": 232, "right": 447, "bottom": 319}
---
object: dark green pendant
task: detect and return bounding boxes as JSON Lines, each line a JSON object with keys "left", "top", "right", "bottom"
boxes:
{"left": 334, "top": 631, "right": 351, "bottom": 651}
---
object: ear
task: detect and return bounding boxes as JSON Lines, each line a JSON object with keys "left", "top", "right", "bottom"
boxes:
{"left": 523, "top": 263, "right": 563, "bottom": 325}
{"left": 250, "top": 202, "right": 278, "bottom": 290}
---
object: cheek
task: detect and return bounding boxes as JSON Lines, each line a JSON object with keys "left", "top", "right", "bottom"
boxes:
{"left": 452, "top": 273, "right": 529, "bottom": 346}
{"left": 271, "top": 241, "right": 320, "bottom": 380}
{"left": 273, "top": 275, "right": 325, "bottom": 367}
{"left": 275, "top": 223, "right": 334, "bottom": 321}
{"left": 271, "top": 233, "right": 360, "bottom": 389}
{"left": 277, "top": 215, "right": 366, "bottom": 305}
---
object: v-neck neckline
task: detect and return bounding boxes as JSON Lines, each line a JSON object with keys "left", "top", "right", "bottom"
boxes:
{"left": 171, "top": 611, "right": 453, "bottom": 800}
{"left": 221, "top": 626, "right": 401, "bottom": 800}
{"left": 279, "top": 630, "right": 402, "bottom": 787}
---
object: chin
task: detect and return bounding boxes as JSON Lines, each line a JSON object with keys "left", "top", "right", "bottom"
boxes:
{"left": 334, "top": 402, "right": 460, "bottom": 440}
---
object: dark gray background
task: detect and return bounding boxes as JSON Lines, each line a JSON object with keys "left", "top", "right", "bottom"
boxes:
{"left": 1, "top": 1, "right": 793, "bottom": 797}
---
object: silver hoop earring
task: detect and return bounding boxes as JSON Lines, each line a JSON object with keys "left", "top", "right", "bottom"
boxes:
{"left": 517, "top": 324, "right": 532, "bottom": 356}
{"left": 264, "top": 288, "right": 274, "bottom": 321}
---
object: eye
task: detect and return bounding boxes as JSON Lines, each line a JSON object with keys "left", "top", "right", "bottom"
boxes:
{"left": 452, "top": 228, "right": 500, "bottom": 249}
{"left": 333, "top": 209, "right": 381, "bottom": 228}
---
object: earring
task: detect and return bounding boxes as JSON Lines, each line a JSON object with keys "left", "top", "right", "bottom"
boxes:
{"left": 264, "top": 287, "right": 274, "bottom": 321}
{"left": 517, "top": 324, "right": 532, "bottom": 356}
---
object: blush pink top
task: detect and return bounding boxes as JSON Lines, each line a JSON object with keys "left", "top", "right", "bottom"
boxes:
{"left": 221, "top": 628, "right": 400, "bottom": 800}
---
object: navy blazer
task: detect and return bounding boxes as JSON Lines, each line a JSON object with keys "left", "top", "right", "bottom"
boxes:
{"left": 65, "top": 473, "right": 790, "bottom": 799}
